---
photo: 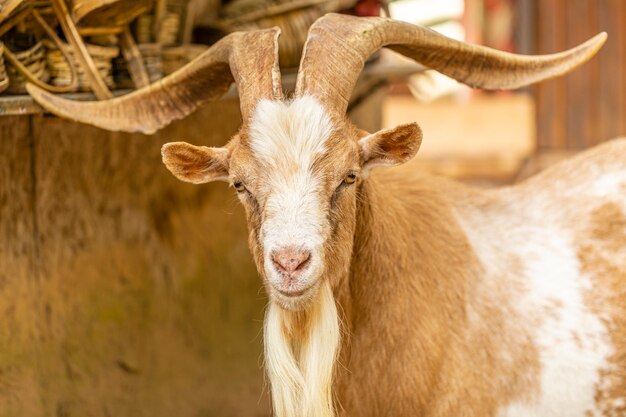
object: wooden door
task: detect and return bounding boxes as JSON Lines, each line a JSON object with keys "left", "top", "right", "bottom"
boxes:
{"left": 519, "top": 0, "right": 626, "bottom": 150}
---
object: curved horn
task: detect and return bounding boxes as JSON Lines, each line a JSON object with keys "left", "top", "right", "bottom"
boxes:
{"left": 27, "top": 28, "right": 283, "bottom": 134}
{"left": 295, "top": 13, "right": 607, "bottom": 115}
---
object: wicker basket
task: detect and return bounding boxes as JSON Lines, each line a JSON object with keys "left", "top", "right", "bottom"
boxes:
{"left": 134, "top": 13, "right": 152, "bottom": 44}
{"left": 72, "top": 0, "right": 153, "bottom": 27}
{"left": 4, "top": 36, "right": 50, "bottom": 94}
{"left": 139, "top": 42, "right": 161, "bottom": 81}
{"left": 0, "top": 42, "right": 9, "bottom": 93}
{"left": 227, "top": 6, "right": 322, "bottom": 68}
{"left": 157, "top": 11, "right": 179, "bottom": 45}
{"left": 114, "top": 42, "right": 161, "bottom": 88}
{"left": 0, "top": 3, "right": 82, "bottom": 94}
{"left": 44, "top": 38, "right": 117, "bottom": 91}
{"left": 0, "top": 0, "right": 26, "bottom": 21}
{"left": 0, "top": 0, "right": 118, "bottom": 98}
{"left": 161, "top": 43, "right": 205, "bottom": 75}
{"left": 31, "top": 0, "right": 52, "bottom": 7}
{"left": 136, "top": 0, "right": 190, "bottom": 46}
{"left": 164, "top": 0, "right": 190, "bottom": 44}
{"left": 222, "top": 0, "right": 357, "bottom": 68}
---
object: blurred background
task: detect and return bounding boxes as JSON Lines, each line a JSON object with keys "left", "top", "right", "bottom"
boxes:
{"left": 0, "top": 0, "right": 624, "bottom": 416}
{"left": 381, "top": 0, "right": 625, "bottom": 184}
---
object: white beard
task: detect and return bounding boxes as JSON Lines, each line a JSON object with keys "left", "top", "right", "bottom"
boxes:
{"left": 264, "top": 281, "right": 341, "bottom": 417}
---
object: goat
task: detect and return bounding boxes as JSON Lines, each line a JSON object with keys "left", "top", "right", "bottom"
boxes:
{"left": 27, "top": 13, "right": 624, "bottom": 417}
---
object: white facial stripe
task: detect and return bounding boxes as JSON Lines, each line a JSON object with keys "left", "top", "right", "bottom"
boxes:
{"left": 264, "top": 179, "right": 325, "bottom": 245}
{"left": 249, "top": 96, "right": 335, "bottom": 289}
{"left": 260, "top": 171, "right": 327, "bottom": 293}
{"left": 249, "top": 95, "right": 333, "bottom": 168}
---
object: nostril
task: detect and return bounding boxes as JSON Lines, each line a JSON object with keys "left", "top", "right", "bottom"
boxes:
{"left": 271, "top": 247, "right": 312, "bottom": 275}
{"left": 271, "top": 256, "right": 288, "bottom": 273}
{"left": 297, "top": 253, "right": 311, "bottom": 270}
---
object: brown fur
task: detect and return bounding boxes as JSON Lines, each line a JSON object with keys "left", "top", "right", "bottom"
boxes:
{"left": 332, "top": 170, "right": 541, "bottom": 417}
{"left": 162, "top": 143, "right": 230, "bottom": 184}
{"left": 579, "top": 203, "right": 626, "bottom": 416}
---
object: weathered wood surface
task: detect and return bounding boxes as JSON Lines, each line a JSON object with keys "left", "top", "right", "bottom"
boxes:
{"left": 0, "top": 99, "right": 266, "bottom": 417}
{"left": 0, "top": 91, "right": 382, "bottom": 417}
{"left": 530, "top": 0, "right": 626, "bottom": 149}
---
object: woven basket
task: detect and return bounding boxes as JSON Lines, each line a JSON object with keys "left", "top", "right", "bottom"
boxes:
{"left": 157, "top": 11, "right": 179, "bottom": 45}
{"left": 139, "top": 42, "right": 162, "bottom": 82}
{"left": 193, "top": 0, "right": 220, "bottom": 27}
{"left": 0, "top": 0, "right": 25, "bottom": 21}
{"left": 44, "top": 38, "right": 117, "bottom": 91}
{"left": 114, "top": 42, "right": 161, "bottom": 88}
{"left": 0, "top": 4, "right": 81, "bottom": 94}
{"left": 164, "top": 0, "right": 190, "bottom": 44}
{"left": 4, "top": 37, "right": 50, "bottom": 94}
{"left": 228, "top": 6, "right": 322, "bottom": 68}
{"left": 31, "top": 0, "right": 52, "bottom": 7}
{"left": 31, "top": 0, "right": 53, "bottom": 13}
{"left": 222, "top": 0, "right": 357, "bottom": 68}
{"left": 72, "top": 0, "right": 153, "bottom": 27}
{"left": 161, "top": 43, "right": 205, "bottom": 75}
{"left": 0, "top": 0, "right": 114, "bottom": 98}
{"left": 0, "top": 42, "right": 9, "bottom": 93}
{"left": 134, "top": 13, "right": 152, "bottom": 44}
{"left": 223, "top": 0, "right": 304, "bottom": 20}
{"left": 137, "top": 0, "right": 190, "bottom": 46}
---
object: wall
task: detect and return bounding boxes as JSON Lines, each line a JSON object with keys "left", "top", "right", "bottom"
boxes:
{"left": 523, "top": 0, "right": 626, "bottom": 149}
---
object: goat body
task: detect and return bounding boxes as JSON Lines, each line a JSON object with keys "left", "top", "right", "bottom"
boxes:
{"left": 336, "top": 139, "right": 626, "bottom": 416}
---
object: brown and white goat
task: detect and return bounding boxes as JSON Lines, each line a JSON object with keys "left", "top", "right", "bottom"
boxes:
{"left": 28, "top": 13, "right": 624, "bottom": 417}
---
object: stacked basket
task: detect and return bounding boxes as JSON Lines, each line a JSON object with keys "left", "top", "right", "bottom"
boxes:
{"left": 161, "top": 43, "right": 204, "bottom": 75}
{"left": 220, "top": 0, "right": 357, "bottom": 68}
{"left": 4, "top": 34, "right": 50, "bottom": 93}
{"left": 0, "top": 0, "right": 359, "bottom": 98}
{"left": 72, "top": 0, "right": 152, "bottom": 28}
{"left": 0, "top": 43, "right": 9, "bottom": 93}
{"left": 45, "top": 39, "right": 118, "bottom": 91}
{"left": 114, "top": 42, "right": 161, "bottom": 88}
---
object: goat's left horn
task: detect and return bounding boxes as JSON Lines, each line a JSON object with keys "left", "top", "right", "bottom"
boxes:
{"left": 27, "top": 28, "right": 283, "bottom": 134}
{"left": 295, "top": 13, "right": 607, "bottom": 116}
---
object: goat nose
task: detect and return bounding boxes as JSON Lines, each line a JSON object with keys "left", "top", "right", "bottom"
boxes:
{"left": 271, "top": 247, "right": 311, "bottom": 276}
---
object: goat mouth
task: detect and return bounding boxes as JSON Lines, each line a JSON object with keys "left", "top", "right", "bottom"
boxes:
{"left": 275, "top": 286, "right": 312, "bottom": 298}
{"left": 270, "top": 282, "right": 320, "bottom": 311}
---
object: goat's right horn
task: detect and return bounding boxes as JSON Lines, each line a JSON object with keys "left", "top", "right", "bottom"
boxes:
{"left": 295, "top": 13, "right": 607, "bottom": 116}
{"left": 27, "top": 28, "right": 283, "bottom": 134}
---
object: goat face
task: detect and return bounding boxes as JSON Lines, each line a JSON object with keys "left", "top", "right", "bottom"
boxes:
{"left": 162, "top": 95, "right": 421, "bottom": 311}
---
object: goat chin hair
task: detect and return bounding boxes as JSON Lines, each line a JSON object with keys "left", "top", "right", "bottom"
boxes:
{"left": 264, "top": 281, "right": 341, "bottom": 417}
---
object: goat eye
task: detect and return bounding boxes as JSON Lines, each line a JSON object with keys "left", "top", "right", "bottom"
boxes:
{"left": 233, "top": 182, "right": 246, "bottom": 192}
{"left": 343, "top": 174, "right": 357, "bottom": 185}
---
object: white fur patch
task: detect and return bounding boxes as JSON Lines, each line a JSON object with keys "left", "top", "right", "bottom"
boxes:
{"left": 264, "top": 281, "right": 340, "bottom": 417}
{"left": 456, "top": 200, "right": 612, "bottom": 417}
{"left": 249, "top": 95, "right": 333, "bottom": 167}
{"left": 497, "top": 229, "right": 612, "bottom": 417}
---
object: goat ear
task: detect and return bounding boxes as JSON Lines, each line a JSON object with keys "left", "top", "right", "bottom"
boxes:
{"left": 161, "top": 142, "right": 230, "bottom": 184}
{"left": 358, "top": 123, "right": 422, "bottom": 173}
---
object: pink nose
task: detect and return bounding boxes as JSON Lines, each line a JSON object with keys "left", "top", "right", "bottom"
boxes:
{"left": 271, "top": 247, "right": 311, "bottom": 278}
